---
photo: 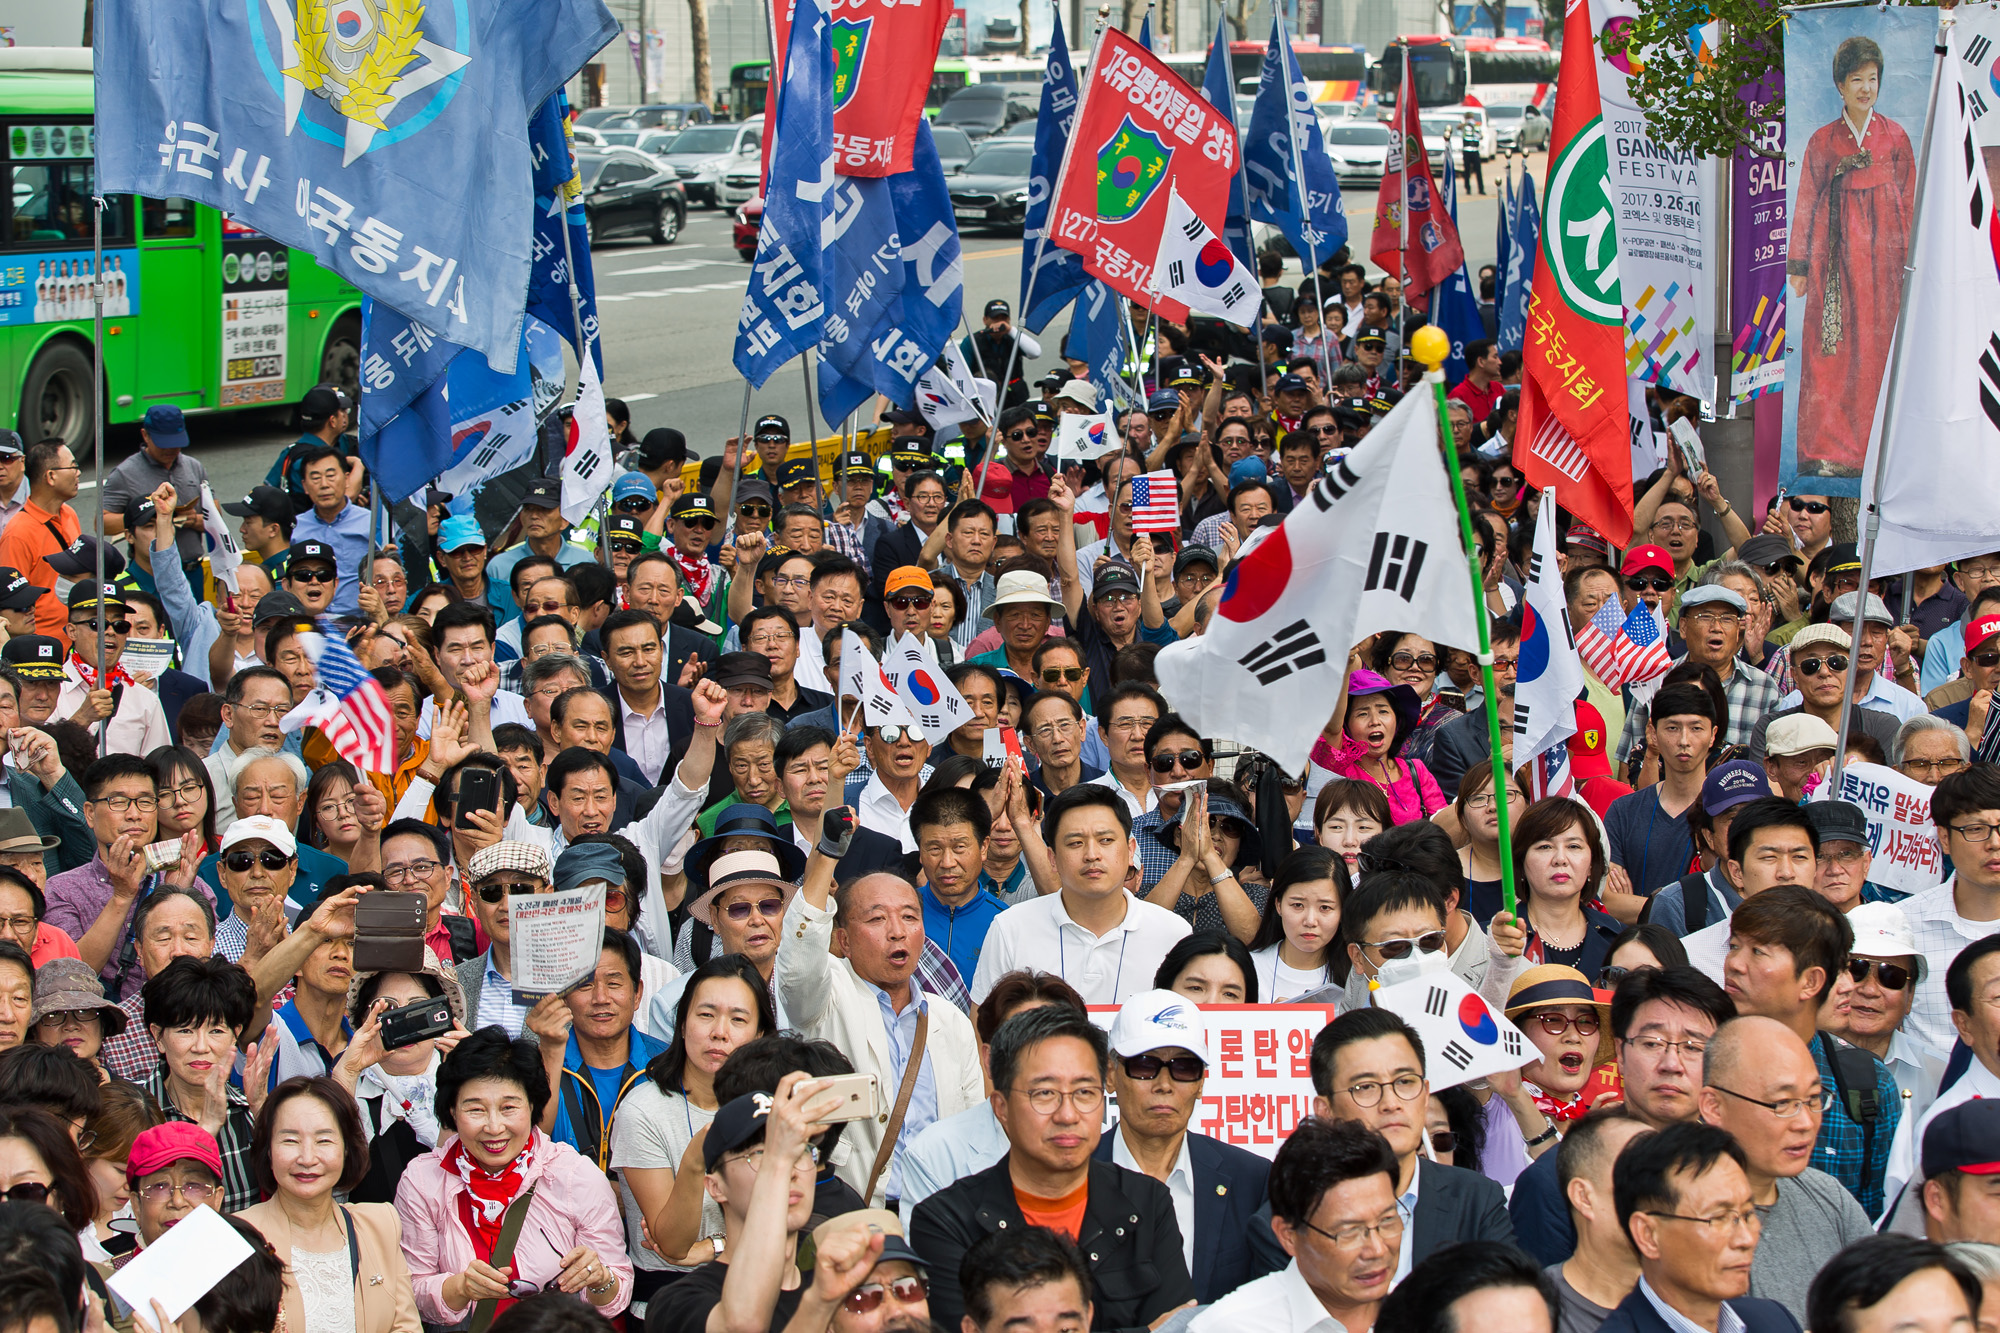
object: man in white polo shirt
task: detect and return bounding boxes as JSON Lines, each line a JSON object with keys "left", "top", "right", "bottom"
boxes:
{"left": 970, "top": 784, "right": 1189, "bottom": 1005}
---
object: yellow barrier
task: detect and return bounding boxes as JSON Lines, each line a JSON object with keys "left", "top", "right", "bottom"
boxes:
{"left": 676, "top": 423, "right": 897, "bottom": 493}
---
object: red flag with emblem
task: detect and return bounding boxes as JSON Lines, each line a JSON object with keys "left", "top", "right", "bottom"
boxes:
{"left": 1514, "top": 0, "right": 1634, "bottom": 546}
{"left": 1046, "top": 27, "right": 1241, "bottom": 322}
{"left": 769, "top": 0, "right": 950, "bottom": 177}
{"left": 1369, "top": 50, "right": 1464, "bottom": 305}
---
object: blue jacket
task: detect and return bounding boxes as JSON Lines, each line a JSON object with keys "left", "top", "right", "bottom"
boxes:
{"left": 1597, "top": 1283, "right": 1800, "bottom": 1333}
{"left": 1092, "top": 1127, "right": 1270, "bottom": 1304}
{"left": 551, "top": 1026, "right": 668, "bottom": 1172}
{"left": 919, "top": 881, "right": 1007, "bottom": 984}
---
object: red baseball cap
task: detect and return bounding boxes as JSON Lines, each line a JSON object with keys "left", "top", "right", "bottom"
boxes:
{"left": 1966, "top": 613, "right": 2000, "bottom": 653}
{"left": 1569, "top": 702, "right": 1612, "bottom": 779}
{"left": 1621, "top": 545, "right": 1674, "bottom": 577}
{"left": 126, "top": 1122, "right": 223, "bottom": 1185}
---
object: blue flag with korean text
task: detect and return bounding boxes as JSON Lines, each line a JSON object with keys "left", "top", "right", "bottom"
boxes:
{"left": 735, "top": 0, "right": 835, "bottom": 386}
{"left": 1200, "top": 11, "right": 1253, "bottom": 270}
{"left": 886, "top": 121, "right": 965, "bottom": 370}
{"left": 1434, "top": 156, "right": 1486, "bottom": 385}
{"left": 92, "top": 0, "right": 617, "bottom": 374}
{"left": 1243, "top": 16, "right": 1347, "bottom": 268}
{"left": 525, "top": 94, "right": 603, "bottom": 376}
{"left": 1499, "top": 174, "right": 1539, "bottom": 353}
{"left": 1020, "top": 11, "right": 1089, "bottom": 333}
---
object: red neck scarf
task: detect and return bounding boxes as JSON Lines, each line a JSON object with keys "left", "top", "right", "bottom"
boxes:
{"left": 670, "top": 548, "right": 715, "bottom": 607}
{"left": 443, "top": 1132, "right": 536, "bottom": 1264}
{"left": 68, "top": 652, "right": 135, "bottom": 691}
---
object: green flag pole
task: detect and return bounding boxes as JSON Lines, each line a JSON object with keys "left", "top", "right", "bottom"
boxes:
{"left": 1411, "top": 326, "right": 1518, "bottom": 918}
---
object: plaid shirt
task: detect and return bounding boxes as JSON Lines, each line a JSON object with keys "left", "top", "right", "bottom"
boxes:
{"left": 99, "top": 992, "right": 155, "bottom": 1083}
{"left": 1133, "top": 809, "right": 1178, "bottom": 894}
{"left": 1811, "top": 1031, "right": 1902, "bottom": 1218}
{"left": 1617, "top": 655, "right": 1784, "bottom": 759}
{"left": 142, "top": 1063, "right": 259, "bottom": 1213}
{"left": 823, "top": 520, "right": 870, "bottom": 575}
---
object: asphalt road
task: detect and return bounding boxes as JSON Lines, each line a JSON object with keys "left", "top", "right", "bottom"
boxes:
{"left": 84, "top": 150, "right": 1543, "bottom": 528}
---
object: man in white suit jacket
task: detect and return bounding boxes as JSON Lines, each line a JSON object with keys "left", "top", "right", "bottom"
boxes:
{"left": 778, "top": 811, "right": 984, "bottom": 1208}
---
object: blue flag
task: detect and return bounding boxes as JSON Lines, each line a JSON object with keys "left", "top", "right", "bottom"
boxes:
{"left": 1138, "top": 12, "right": 1152, "bottom": 47}
{"left": 1199, "top": 11, "right": 1253, "bottom": 269}
{"left": 525, "top": 95, "right": 603, "bottom": 375}
{"left": 736, "top": 0, "right": 835, "bottom": 386}
{"left": 1242, "top": 16, "right": 1347, "bottom": 268}
{"left": 886, "top": 121, "right": 965, "bottom": 368}
{"left": 1433, "top": 156, "right": 1486, "bottom": 385}
{"left": 1020, "top": 11, "right": 1088, "bottom": 333}
{"left": 1496, "top": 169, "right": 1514, "bottom": 316}
{"left": 1066, "top": 282, "right": 1138, "bottom": 413}
{"left": 94, "top": 0, "right": 616, "bottom": 373}
{"left": 1498, "top": 173, "right": 1539, "bottom": 352}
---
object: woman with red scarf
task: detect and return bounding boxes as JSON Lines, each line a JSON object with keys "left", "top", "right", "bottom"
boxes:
{"left": 396, "top": 1028, "right": 632, "bottom": 1327}
{"left": 1503, "top": 964, "right": 1620, "bottom": 1129}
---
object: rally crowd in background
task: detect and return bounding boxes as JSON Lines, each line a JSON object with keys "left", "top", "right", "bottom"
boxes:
{"left": 0, "top": 252, "right": 1998, "bottom": 1333}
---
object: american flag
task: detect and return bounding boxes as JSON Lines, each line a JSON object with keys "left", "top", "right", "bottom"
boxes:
{"left": 1129, "top": 470, "right": 1181, "bottom": 532}
{"left": 299, "top": 626, "right": 397, "bottom": 775}
{"left": 1528, "top": 742, "right": 1576, "bottom": 801}
{"left": 1575, "top": 599, "right": 1671, "bottom": 691}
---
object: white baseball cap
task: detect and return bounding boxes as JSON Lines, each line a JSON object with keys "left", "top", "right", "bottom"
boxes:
{"left": 218, "top": 814, "right": 297, "bottom": 858}
{"left": 1107, "top": 989, "right": 1209, "bottom": 1062}
{"left": 1846, "top": 901, "right": 1927, "bottom": 979}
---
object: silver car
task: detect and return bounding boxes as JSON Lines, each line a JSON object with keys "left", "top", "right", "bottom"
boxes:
{"left": 654, "top": 118, "right": 764, "bottom": 208}
{"left": 1321, "top": 120, "right": 1391, "bottom": 187}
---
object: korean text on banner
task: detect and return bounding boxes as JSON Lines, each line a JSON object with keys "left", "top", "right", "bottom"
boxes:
{"left": 1088, "top": 1005, "right": 1334, "bottom": 1157}
{"left": 770, "top": 0, "right": 951, "bottom": 176}
{"left": 1021, "top": 10, "right": 1089, "bottom": 333}
{"left": 1047, "top": 28, "right": 1240, "bottom": 323}
{"left": 509, "top": 883, "right": 609, "bottom": 1001}
{"left": 1815, "top": 762, "right": 1944, "bottom": 896}
{"left": 92, "top": 0, "right": 619, "bottom": 374}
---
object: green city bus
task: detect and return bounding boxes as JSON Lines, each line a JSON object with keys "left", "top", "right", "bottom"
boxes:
{"left": 0, "top": 50, "right": 363, "bottom": 452}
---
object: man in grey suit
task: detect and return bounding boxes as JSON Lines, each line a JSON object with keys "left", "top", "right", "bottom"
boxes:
{"left": 1245, "top": 1006, "right": 1515, "bottom": 1279}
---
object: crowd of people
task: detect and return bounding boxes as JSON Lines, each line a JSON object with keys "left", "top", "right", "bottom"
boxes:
{"left": 0, "top": 264, "right": 1996, "bottom": 1333}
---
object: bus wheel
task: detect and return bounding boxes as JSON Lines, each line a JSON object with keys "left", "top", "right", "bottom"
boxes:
{"left": 319, "top": 314, "right": 362, "bottom": 402}
{"left": 19, "top": 340, "right": 93, "bottom": 453}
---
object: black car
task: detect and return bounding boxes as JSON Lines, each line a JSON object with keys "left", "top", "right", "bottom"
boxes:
{"left": 948, "top": 140, "right": 1035, "bottom": 232}
{"left": 936, "top": 84, "right": 1036, "bottom": 140}
{"left": 577, "top": 147, "right": 687, "bottom": 245}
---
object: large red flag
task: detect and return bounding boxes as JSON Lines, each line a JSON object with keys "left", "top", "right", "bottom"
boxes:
{"left": 1515, "top": 1, "right": 1634, "bottom": 546}
{"left": 1369, "top": 50, "right": 1464, "bottom": 305}
{"left": 769, "top": 0, "right": 950, "bottom": 176}
{"left": 1046, "top": 27, "right": 1241, "bottom": 323}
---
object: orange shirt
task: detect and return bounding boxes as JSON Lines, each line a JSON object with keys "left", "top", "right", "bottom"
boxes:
{"left": 1014, "top": 1180, "right": 1089, "bottom": 1240}
{"left": 30, "top": 921, "right": 80, "bottom": 967}
{"left": 0, "top": 500, "right": 81, "bottom": 642}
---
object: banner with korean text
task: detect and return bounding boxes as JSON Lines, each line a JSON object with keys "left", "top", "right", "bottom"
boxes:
{"left": 770, "top": 0, "right": 951, "bottom": 176}
{"left": 1812, "top": 762, "right": 1944, "bottom": 896}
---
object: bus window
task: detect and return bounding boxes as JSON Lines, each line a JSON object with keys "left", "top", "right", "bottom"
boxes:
{"left": 5, "top": 161, "right": 128, "bottom": 244}
{"left": 927, "top": 68, "right": 968, "bottom": 109}
{"left": 141, "top": 197, "right": 198, "bottom": 239}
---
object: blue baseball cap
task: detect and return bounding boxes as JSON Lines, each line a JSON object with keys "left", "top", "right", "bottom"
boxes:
{"left": 612, "top": 471, "right": 657, "bottom": 504}
{"left": 1145, "top": 389, "right": 1179, "bottom": 415}
{"left": 438, "top": 514, "right": 486, "bottom": 553}
{"left": 142, "top": 405, "right": 189, "bottom": 450}
{"left": 1228, "top": 458, "right": 1267, "bottom": 487}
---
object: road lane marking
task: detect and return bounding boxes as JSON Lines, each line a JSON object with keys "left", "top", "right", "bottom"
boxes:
{"left": 597, "top": 281, "right": 745, "bottom": 301}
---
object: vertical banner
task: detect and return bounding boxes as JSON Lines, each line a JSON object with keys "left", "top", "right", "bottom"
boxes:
{"left": 1729, "top": 72, "right": 1787, "bottom": 404}
{"left": 1585, "top": 0, "right": 1717, "bottom": 405}
{"left": 1779, "top": 6, "right": 1930, "bottom": 498}
{"left": 770, "top": 0, "right": 951, "bottom": 176}
{"left": 219, "top": 227, "right": 289, "bottom": 407}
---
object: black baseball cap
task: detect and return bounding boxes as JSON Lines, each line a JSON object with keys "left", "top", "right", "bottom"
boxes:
{"left": 1275, "top": 374, "right": 1310, "bottom": 395}
{"left": 710, "top": 651, "right": 775, "bottom": 691}
{"left": 836, "top": 451, "right": 875, "bottom": 478}
{"left": 752, "top": 414, "right": 790, "bottom": 441}
{"left": 46, "top": 535, "right": 125, "bottom": 581}
{"left": 66, "top": 579, "right": 131, "bottom": 615}
{"left": 253, "top": 590, "right": 311, "bottom": 625}
{"left": 521, "top": 477, "right": 562, "bottom": 510}
{"left": 1, "top": 635, "right": 63, "bottom": 680}
{"left": 1805, "top": 800, "right": 1870, "bottom": 847}
{"left": 1826, "top": 541, "right": 1863, "bottom": 576}
{"left": 299, "top": 385, "right": 350, "bottom": 422}
{"left": 1356, "top": 330, "right": 1388, "bottom": 349}
{"left": 882, "top": 407, "right": 925, "bottom": 428}
{"left": 1173, "top": 544, "right": 1219, "bottom": 579}
{"left": 223, "top": 484, "right": 293, "bottom": 525}
{"left": 0, "top": 431, "right": 23, "bottom": 459}
{"left": 983, "top": 299, "right": 1011, "bottom": 319}
{"left": 671, "top": 493, "right": 718, "bottom": 521}
{"left": 637, "top": 427, "right": 687, "bottom": 470}
{"left": 0, "top": 568, "right": 45, "bottom": 612}
{"left": 1092, "top": 564, "right": 1141, "bottom": 600}
{"left": 288, "top": 539, "right": 337, "bottom": 570}
{"left": 120, "top": 496, "right": 158, "bottom": 534}
{"left": 889, "top": 440, "right": 936, "bottom": 467}
{"left": 777, "top": 459, "right": 816, "bottom": 489}
{"left": 1923, "top": 1099, "right": 2000, "bottom": 1180}
{"left": 735, "top": 478, "right": 774, "bottom": 508}
{"left": 1167, "top": 364, "right": 1206, "bottom": 391}
{"left": 605, "top": 514, "right": 645, "bottom": 545}
{"left": 703, "top": 1093, "right": 775, "bottom": 1171}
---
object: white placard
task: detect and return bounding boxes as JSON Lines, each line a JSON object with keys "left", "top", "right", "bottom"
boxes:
{"left": 108, "top": 1204, "right": 255, "bottom": 1321}
{"left": 120, "top": 638, "right": 175, "bottom": 679}
{"left": 1812, "top": 762, "right": 1946, "bottom": 896}
{"left": 508, "top": 883, "right": 606, "bottom": 1002}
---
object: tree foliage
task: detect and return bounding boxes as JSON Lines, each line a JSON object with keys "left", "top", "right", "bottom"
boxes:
{"left": 1602, "top": 0, "right": 1815, "bottom": 159}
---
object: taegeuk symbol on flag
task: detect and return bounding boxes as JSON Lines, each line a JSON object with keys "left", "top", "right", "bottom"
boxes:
{"left": 1371, "top": 968, "right": 1534, "bottom": 1092}
{"left": 1152, "top": 186, "right": 1259, "bottom": 327}
{"left": 892, "top": 638, "right": 973, "bottom": 743}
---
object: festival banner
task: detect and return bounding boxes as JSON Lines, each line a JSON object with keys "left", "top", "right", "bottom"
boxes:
{"left": 1813, "top": 762, "right": 1944, "bottom": 896}
{"left": 1046, "top": 27, "right": 1240, "bottom": 322}
{"left": 1585, "top": 0, "right": 1718, "bottom": 404}
{"left": 770, "top": 0, "right": 951, "bottom": 176}
{"left": 1730, "top": 72, "right": 1788, "bottom": 404}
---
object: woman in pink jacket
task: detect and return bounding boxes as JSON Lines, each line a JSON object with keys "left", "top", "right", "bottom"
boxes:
{"left": 1308, "top": 669, "right": 1446, "bottom": 826}
{"left": 395, "top": 1028, "right": 632, "bottom": 1329}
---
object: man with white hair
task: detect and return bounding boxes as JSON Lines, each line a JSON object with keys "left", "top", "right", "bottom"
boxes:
{"left": 1896, "top": 714, "right": 1972, "bottom": 787}
{"left": 197, "top": 747, "right": 352, "bottom": 909}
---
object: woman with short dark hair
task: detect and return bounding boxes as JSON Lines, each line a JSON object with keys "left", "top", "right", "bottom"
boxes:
{"left": 139, "top": 955, "right": 263, "bottom": 1211}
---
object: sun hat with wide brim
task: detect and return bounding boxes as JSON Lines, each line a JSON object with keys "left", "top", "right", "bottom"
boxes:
{"left": 29, "top": 957, "right": 127, "bottom": 1033}
{"left": 343, "top": 944, "right": 468, "bottom": 1031}
{"left": 1504, "top": 964, "right": 1614, "bottom": 1069}
{"left": 685, "top": 803, "right": 807, "bottom": 895}
{"left": 982, "top": 569, "right": 1064, "bottom": 619}
{"left": 1344, "top": 669, "right": 1423, "bottom": 759}
{"left": 687, "top": 848, "right": 801, "bottom": 928}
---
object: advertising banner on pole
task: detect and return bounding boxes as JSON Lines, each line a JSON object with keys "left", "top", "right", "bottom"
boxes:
{"left": 1730, "top": 72, "right": 1787, "bottom": 404}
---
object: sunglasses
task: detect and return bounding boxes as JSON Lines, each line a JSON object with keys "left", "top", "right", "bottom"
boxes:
{"left": 874, "top": 724, "right": 918, "bottom": 744}
{"left": 611, "top": 541, "right": 644, "bottom": 555}
{"left": 1040, "top": 666, "right": 1087, "bottom": 684}
{"left": 1846, "top": 958, "right": 1912, "bottom": 991}
{"left": 1150, "top": 749, "right": 1207, "bottom": 774}
{"left": 1389, "top": 651, "right": 1437, "bottom": 672}
{"left": 1367, "top": 930, "right": 1448, "bottom": 960}
{"left": 738, "top": 503, "right": 772, "bottom": 518}
{"left": 1121, "top": 1053, "right": 1205, "bottom": 1082}
{"left": 844, "top": 1276, "right": 927, "bottom": 1315}
{"left": 1, "top": 1182, "right": 49, "bottom": 1205}
{"left": 223, "top": 849, "right": 294, "bottom": 874}
{"left": 1597, "top": 965, "right": 1633, "bottom": 989}
{"left": 477, "top": 879, "right": 543, "bottom": 903}
{"left": 614, "top": 498, "right": 653, "bottom": 513}
{"left": 722, "top": 897, "right": 785, "bottom": 921}
{"left": 1796, "top": 654, "right": 1850, "bottom": 677}
{"left": 888, "top": 593, "right": 934, "bottom": 610}
{"left": 1788, "top": 498, "right": 1831, "bottom": 515}
{"left": 289, "top": 566, "right": 338, "bottom": 583}
{"left": 70, "top": 619, "right": 131, "bottom": 635}
{"left": 680, "top": 516, "right": 719, "bottom": 531}
{"left": 1004, "top": 429, "right": 1035, "bottom": 441}
{"left": 1430, "top": 1129, "right": 1457, "bottom": 1155}
{"left": 1625, "top": 576, "right": 1673, "bottom": 593}
{"left": 1972, "top": 651, "right": 2000, "bottom": 670}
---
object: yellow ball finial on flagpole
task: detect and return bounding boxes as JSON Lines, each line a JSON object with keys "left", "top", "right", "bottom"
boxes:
{"left": 1412, "top": 326, "right": 1450, "bottom": 370}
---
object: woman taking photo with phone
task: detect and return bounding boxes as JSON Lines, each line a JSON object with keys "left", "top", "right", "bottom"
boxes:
{"left": 332, "top": 947, "right": 471, "bottom": 1205}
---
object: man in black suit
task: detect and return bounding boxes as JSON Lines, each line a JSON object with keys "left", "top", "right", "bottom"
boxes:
{"left": 1244, "top": 1006, "right": 1515, "bottom": 1279}
{"left": 596, "top": 606, "right": 694, "bottom": 787}
{"left": 1597, "top": 1122, "right": 1801, "bottom": 1333}
{"left": 1094, "top": 989, "right": 1269, "bottom": 1304}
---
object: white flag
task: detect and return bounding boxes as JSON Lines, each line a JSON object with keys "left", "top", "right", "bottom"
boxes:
{"left": 561, "top": 348, "right": 614, "bottom": 527}
{"left": 1514, "top": 490, "right": 1587, "bottom": 796}
{"left": 891, "top": 637, "right": 972, "bottom": 743}
{"left": 915, "top": 342, "right": 993, "bottom": 431}
{"left": 840, "top": 628, "right": 915, "bottom": 728}
{"left": 1371, "top": 969, "right": 1535, "bottom": 1092}
{"left": 199, "top": 483, "right": 244, "bottom": 595}
{"left": 1864, "top": 25, "right": 2000, "bottom": 576}
{"left": 1154, "top": 385, "right": 1483, "bottom": 773}
{"left": 1151, "top": 186, "right": 1260, "bottom": 328}
{"left": 1050, "top": 411, "right": 1118, "bottom": 465}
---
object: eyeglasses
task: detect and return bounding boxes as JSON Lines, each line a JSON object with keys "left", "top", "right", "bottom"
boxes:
{"left": 1625, "top": 576, "right": 1673, "bottom": 593}
{"left": 1342, "top": 1073, "right": 1425, "bottom": 1108}
{"left": 229, "top": 701, "right": 287, "bottom": 719}
{"left": 680, "top": 516, "right": 719, "bottom": 531}
{"left": 1796, "top": 654, "right": 1850, "bottom": 677}
{"left": 1621, "top": 1034, "right": 1711, "bottom": 1059}
{"left": 1364, "top": 931, "right": 1447, "bottom": 960}
{"left": 1643, "top": 1207, "right": 1761, "bottom": 1235}
{"left": 1652, "top": 518, "right": 1699, "bottom": 534}
{"left": 1711, "top": 1085, "right": 1832, "bottom": 1120}
{"left": 726, "top": 1144, "right": 822, "bottom": 1172}
{"left": 1030, "top": 720, "right": 1079, "bottom": 744}
{"left": 1950, "top": 822, "right": 2000, "bottom": 843}
{"left": 288, "top": 567, "right": 337, "bottom": 583}
{"left": 89, "top": 794, "right": 156, "bottom": 813}
{"left": 477, "top": 879, "right": 544, "bottom": 902}
{"left": 223, "top": 849, "right": 294, "bottom": 874}
{"left": 0, "top": 914, "right": 35, "bottom": 937}
{"left": 70, "top": 618, "right": 131, "bottom": 635}
{"left": 873, "top": 724, "right": 918, "bottom": 744}
{"left": 134, "top": 1179, "right": 217, "bottom": 1204}
{"left": 1529, "top": 1010, "right": 1601, "bottom": 1037}
{"left": 318, "top": 796, "right": 357, "bottom": 818}
{"left": 163, "top": 780, "right": 206, "bottom": 804}
{"left": 384, "top": 858, "right": 444, "bottom": 884}
{"left": 39, "top": 1011, "right": 98, "bottom": 1033}
{"left": 1685, "top": 609, "right": 1740, "bottom": 626}
{"left": 1389, "top": 651, "right": 1437, "bottom": 672}
{"left": 1846, "top": 958, "right": 1912, "bottom": 991}
{"left": 722, "top": 897, "right": 785, "bottom": 921}
{"left": 1904, "top": 757, "right": 1967, "bottom": 777}
{"left": 1040, "top": 666, "right": 1087, "bottom": 684}
{"left": 1787, "top": 498, "right": 1831, "bottom": 515}
{"left": 1149, "top": 749, "right": 1207, "bottom": 774}
{"left": 1013, "top": 1085, "right": 1105, "bottom": 1114}
{"left": 1120, "top": 1053, "right": 1205, "bottom": 1082}
{"left": 525, "top": 599, "right": 573, "bottom": 616}
{"left": 888, "top": 593, "right": 934, "bottom": 610}
{"left": 1302, "top": 1211, "right": 1406, "bottom": 1250}
{"left": 738, "top": 503, "right": 772, "bottom": 518}
{"left": 844, "top": 1276, "right": 927, "bottom": 1314}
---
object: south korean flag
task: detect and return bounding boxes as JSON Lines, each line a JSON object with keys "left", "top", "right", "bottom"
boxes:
{"left": 1151, "top": 186, "right": 1259, "bottom": 328}
{"left": 892, "top": 636, "right": 973, "bottom": 744}
{"left": 841, "top": 628, "right": 917, "bottom": 729}
{"left": 1372, "top": 969, "right": 1535, "bottom": 1092}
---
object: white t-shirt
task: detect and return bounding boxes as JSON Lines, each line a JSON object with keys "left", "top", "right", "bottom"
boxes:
{"left": 1249, "top": 942, "right": 1336, "bottom": 1003}
{"left": 608, "top": 1080, "right": 723, "bottom": 1273}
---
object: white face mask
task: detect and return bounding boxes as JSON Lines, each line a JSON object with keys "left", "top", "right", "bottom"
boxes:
{"left": 1374, "top": 942, "right": 1451, "bottom": 990}
{"left": 52, "top": 577, "right": 73, "bottom": 607}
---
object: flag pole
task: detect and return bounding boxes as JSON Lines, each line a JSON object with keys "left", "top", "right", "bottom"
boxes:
{"left": 1416, "top": 323, "right": 1516, "bottom": 916}
{"left": 800, "top": 351, "right": 826, "bottom": 517}
{"left": 1274, "top": 12, "right": 1333, "bottom": 392}
{"left": 90, "top": 193, "right": 107, "bottom": 753}
{"left": 1830, "top": 11, "right": 1951, "bottom": 793}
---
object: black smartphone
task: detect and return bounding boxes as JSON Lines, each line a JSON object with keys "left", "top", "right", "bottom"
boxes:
{"left": 457, "top": 767, "right": 500, "bottom": 822}
{"left": 379, "top": 996, "right": 455, "bottom": 1051}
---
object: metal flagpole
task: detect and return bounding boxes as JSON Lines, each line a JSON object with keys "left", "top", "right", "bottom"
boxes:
{"left": 90, "top": 195, "right": 106, "bottom": 753}
{"left": 800, "top": 351, "right": 826, "bottom": 516}
{"left": 1418, "top": 324, "right": 1517, "bottom": 915}
{"left": 1831, "top": 11, "right": 1952, "bottom": 791}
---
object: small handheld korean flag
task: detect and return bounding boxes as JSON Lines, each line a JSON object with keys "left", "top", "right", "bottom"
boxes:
{"left": 841, "top": 628, "right": 916, "bottom": 728}
{"left": 199, "top": 483, "right": 243, "bottom": 595}
{"left": 1515, "top": 489, "right": 1587, "bottom": 798}
{"left": 1153, "top": 186, "right": 1260, "bottom": 328}
{"left": 893, "top": 638, "right": 973, "bottom": 743}
{"left": 1371, "top": 969, "right": 1534, "bottom": 1093}
{"left": 1051, "top": 411, "right": 1118, "bottom": 465}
